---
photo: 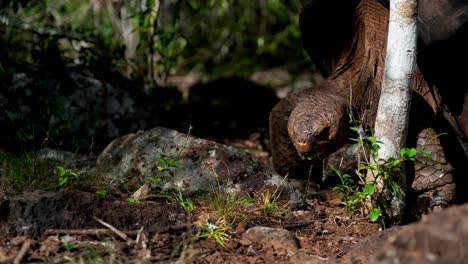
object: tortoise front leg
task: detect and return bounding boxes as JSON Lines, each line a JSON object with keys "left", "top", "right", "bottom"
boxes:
{"left": 411, "top": 127, "right": 456, "bottom": 215}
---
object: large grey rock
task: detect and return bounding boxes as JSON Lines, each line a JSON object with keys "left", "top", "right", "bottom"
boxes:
{"left": 97, "top": 127, "right": 304, "bottom": 207}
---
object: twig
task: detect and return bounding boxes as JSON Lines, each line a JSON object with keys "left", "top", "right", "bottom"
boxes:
{"left": 327, "top": 236, "right": 363, "bottom": 241}
{"left": 44, "top": 228, "right": 137, "bottom": 236}
{"left": 44, "top": 224, "right": 192, "bottom": 237}
{"left": 13, "top": 239, "right": 32, "bottom": 264}
{"left": 135, "top": 226, "right": 147, "bottom": 249}
{"left": 93, "top": 216, "right": 134, "bottom": 243}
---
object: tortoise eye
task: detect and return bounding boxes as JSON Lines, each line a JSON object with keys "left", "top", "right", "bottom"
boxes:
{"left": 315, "top": 127, "right": 330, "bottom": 141}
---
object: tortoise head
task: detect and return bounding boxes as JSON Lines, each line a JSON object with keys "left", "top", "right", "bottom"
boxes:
{"left": 287, "top": 104, "right": 346, "bottom": 159}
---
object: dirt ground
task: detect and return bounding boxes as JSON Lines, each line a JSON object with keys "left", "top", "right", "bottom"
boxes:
{"left": 0, "top": 187, "right": 383, "bottom": 263}
{"left": 0, "top": 135, "right": 466, "bottom": 263}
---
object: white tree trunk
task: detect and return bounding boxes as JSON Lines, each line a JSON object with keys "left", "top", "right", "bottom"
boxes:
{"left": 367, "top": 0, "right": 418, "bottom": 223}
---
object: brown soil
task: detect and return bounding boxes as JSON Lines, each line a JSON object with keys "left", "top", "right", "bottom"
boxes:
{"left": 0, "top": 135, "right": 468, "bottom": 263}
{"left": 0, "top": 136, "right": 465, "bottom": 264}
{"left": 0, "top": 188, "right": 382, "bottom": 263}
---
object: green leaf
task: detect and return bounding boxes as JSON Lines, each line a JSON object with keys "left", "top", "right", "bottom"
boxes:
{"left": 365, "top": 136, "right": 377, "bottom": 144}
{"left": 147, "top": 176, "right": 162, "bottom": 183}
{"left": 377, "top": 196, "right": 387, "bottom": 208}
{"left": 362, "top": 184, "right": 376, "bottom": 196}
{"left": 358, "top": 162, "right": 369, "bottom": 171}
{"left": 56, "top": 166, "right": 65, "bottom": 175}
{"left": 158, "top": 157, "right": 181, "bottom": 168}
{"left": 369, "top": 208, "right": 381, "bottom": 222}
{"left": 401, "top": 148, "right": 417, "bottom": 158}
{"left": 389, "top": 180, "right": 400, "bottom": 195}
{"left": 58, "top": 177, "right": 68, "bottom": 186}
{"left": 422, "top": 150, "right": 432, "bottom": 159}
{"left": 96, "top": 190, "right": 108, "bottom": 197}
{"left": 242, "top": 197, "right": 255, "bottom": 204}
{"left": 126, "top": 197, "right": 143, "bottom": 204}
{"left": 63, "top": 242, "right": 74, "bottom": 251}
{"left": 368, "top": 162, "right": 379, "bottom": 170}
{"left": 391, "top": 159, "right": 401, "bottom": 167}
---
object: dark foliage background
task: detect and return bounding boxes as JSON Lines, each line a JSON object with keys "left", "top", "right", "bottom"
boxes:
{"left": 0, "top": 0, "right": 313, "bottom": 82}
{"left": 0, "top": 0, "right": 316, "bottom": 152}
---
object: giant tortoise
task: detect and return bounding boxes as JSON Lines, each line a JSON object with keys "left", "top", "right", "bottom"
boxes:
{"left": 270, "top": 0, "right": 468, "bottom": 218}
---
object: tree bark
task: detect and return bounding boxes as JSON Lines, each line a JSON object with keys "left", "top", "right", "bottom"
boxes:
{"left": 367, "top": 0, "right": 418, "bottom": 223}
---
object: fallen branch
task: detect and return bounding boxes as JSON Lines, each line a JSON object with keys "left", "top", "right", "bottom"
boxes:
{"left": 44, "top": 228, "right": 138, "bottom": 236}
{"left": 93, "top": 216, "right": 133, "bottom": 243}
{"left": 43, "top": 223, "right": 192, "bottom": 237}
{"left": 13, "top": 239, "right": 32, "bottom": 264}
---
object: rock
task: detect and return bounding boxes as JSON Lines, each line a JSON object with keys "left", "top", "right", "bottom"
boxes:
{"left": 290, "top": 252, "right": 328, "bottom": 264}
{"left": 243, "top": 226, "right": 300, "bottom": 250}
{"left": 96, "top": 126, "right": 304, "bottom": 208}
{"left": 339, "top": 204, "right": 468, "bottom": 263}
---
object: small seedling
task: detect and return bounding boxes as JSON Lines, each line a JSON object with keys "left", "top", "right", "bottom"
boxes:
{"left": 257, "top": 188, "right": 289, "bottom": 216}
{"left": 95, "top": 190, "right": 108, "bottom": 197}
{"left": 242, "top": 196, "right": 255, "bottom": 205}
{"left": 157, "top": 157, "right": 181, "bottom": 177}
{"left": 56, "top": 165, "right": 78, "bottom": 186}
{"left": 197, "top": 220, "right": 231, "bottom": 247}
{"left": 213, "top": 193, "right": 247, "bottom": 226}
{"left": 174, "top": 190, "right": 195, "bottom": 212}
{"left": 60, "top": 235, "right": 76, "bottom": 251}
{"left": 146, "top": 176, "right": 162, "bottom": 183}
{"left": 126, "top": 197, "right": 144, "bottom": 204}
{"left": 160, "top": 189, "right": 194, "bottom": 212}
{"left": 63, "top": 242, "right": 75, "bottom": 251}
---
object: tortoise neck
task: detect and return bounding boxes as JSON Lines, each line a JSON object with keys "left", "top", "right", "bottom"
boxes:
{"left": 329, "top": 0, "right": 390, "bottom": 125}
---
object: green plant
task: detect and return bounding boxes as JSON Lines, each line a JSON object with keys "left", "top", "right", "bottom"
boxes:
{"left": 256, "top": 188, "right": 289, "bottom": 216}
{"left": 242, "top": 196, "right": 255, "bottom": 205}
{"left": 197, "top": 219, "right": 231, "bottom": 247}
{"left": 63, "top": 242, "right": 75, "bottom": 252}
{"left": 146, "top": 175, "right": 162, "bottom": 183}
{"left": 56, "top": 165, "right": 78, "bottom": 186}
{"left": 95, "top": 189, "right": 108, "bottom": 197}
{"left": 212, "top": 193, "right": 251, "bottom": 227}
{"left": 332, "top": 126, "right": 436, "bottom": 222}
{"left": 161, "top": 189, "right": 195, "bottom": 212}
{"left": 126, "top": 197, "right": 144, "bottom": 204}
{"left": 156, "top": 157, "right": 181, "bottom": 177}
{"left": 60, "top": 235, "right": 76, "bottom": 252}
{"left": 0, "top": 152, "right": 57, "bottom": 191}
